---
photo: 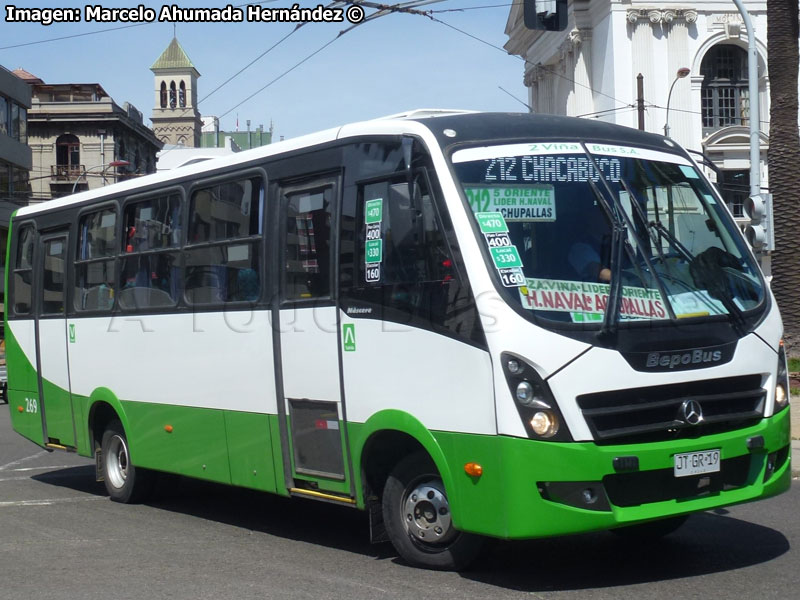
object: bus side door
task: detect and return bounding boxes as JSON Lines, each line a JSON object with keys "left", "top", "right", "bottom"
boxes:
{"left": 274, "top": 174, "right": 353, "bottom": 497}
{"left": 36, "top": 229, "right": 76, "bottom": 448}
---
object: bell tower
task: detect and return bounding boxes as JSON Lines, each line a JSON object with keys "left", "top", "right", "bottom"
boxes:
{"left": 150, "top": 37, "right": 201, "bottom": 146}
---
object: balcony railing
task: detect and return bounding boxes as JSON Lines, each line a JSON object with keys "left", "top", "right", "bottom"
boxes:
{"left": 51, "top": 164, "right": 85, "bottom": 181}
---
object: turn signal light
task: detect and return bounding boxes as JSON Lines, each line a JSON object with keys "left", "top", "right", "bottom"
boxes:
{"left": 164, "top": 425, "right": 174, "bottom": 433}
{"left": 464, "top": 462, "right": 483, "bottom": 477}
{"left": 17, "top": 406, "right": 23, "bottom": 413}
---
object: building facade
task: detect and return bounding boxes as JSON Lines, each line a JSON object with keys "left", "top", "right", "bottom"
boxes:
{"left": 505, "top": 0, "right": 776, "bottom": 226}
{"left": 0, "top": 65, "right": 32, "bottom": 308}
{"left": 150, "top": 37, "right": 202, "bottom": 147}
{"left": 200, "top": 115, "right": 273, "bottom": 150}
{"left": 16, "top": 70, "right": 161, "bottom": 201}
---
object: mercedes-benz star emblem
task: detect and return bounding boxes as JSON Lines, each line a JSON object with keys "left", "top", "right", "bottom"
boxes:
{"left": 679, "top": 399, "right": 704, "bottom": 425}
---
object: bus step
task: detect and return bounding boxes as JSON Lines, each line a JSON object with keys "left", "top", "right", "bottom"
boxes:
{"left": 289, "top": 488, "right": 357, "bottom": 505}
{"left": 44, "top": 442, "right": 75, "bottom": 452}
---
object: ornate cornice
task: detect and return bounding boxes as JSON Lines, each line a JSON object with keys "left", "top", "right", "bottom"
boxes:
{"left": 626, "top": 8, "right": 697, "bottom": 25}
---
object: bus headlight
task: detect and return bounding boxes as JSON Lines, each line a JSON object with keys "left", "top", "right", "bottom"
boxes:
{"left": 516, "top": 381, "right": 534, "bottom": 404}
{"left": 775, "top": 342, "right": 790, "bottom": 413}
{"left": 501, "top": 352, "right": 572, "bottom": 441}
{"left": 530, "top": 411, "right": 559, "bottom": 438}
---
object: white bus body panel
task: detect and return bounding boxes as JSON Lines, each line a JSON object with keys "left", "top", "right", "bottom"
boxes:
{"left": 8, "top": 320, "right": 38, "bottom": 380}
{"left": 548, "top": 332, "right": 777, "bottom": 441}
{"left": 340, "top": 312, "right": 496, "bottom": 435}
{"left": 38, "top": 319, "right": 71, "bottom": 392}
{"left": 279, "top": 306, "right": 341, "bottom": 403}
{"left": 63, "top": 311, "right": 276, "bottom": 414}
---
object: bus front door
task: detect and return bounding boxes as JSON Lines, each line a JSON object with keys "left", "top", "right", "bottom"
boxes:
{"left": 275, "top": 176, "right": 353, "bottom": 500}
{"left": 35, "top": 230, "right": 76, "bottom": 448}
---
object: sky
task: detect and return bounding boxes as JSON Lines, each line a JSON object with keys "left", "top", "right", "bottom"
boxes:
{"left": 0, "top": 1, "right": 529, "bottom": 141}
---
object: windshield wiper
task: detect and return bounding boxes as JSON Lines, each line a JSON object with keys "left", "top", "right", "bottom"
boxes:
{"left": 582, "top": 145, "right": 677, "bottom": 340}
{"left": 582, "top": 163, "right": 626, "bottom": 340}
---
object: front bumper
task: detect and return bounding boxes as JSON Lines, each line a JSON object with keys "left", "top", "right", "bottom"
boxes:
{"left": 438, "top": 407, "right": 791, "bottom": 539}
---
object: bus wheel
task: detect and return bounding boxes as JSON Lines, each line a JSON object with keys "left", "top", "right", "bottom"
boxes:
{"left": 382, "top": 452, "right": 483, "bottom": 570}
{"left": 612, "top": 515, "right": 689, "bottom": 540}
{"left": 101, "top": 420, "right": 153, "bottom": 503}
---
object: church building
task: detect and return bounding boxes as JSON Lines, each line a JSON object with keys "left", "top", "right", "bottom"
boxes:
{"left": 150, "top": 37, "right": 202, "bottom": 147}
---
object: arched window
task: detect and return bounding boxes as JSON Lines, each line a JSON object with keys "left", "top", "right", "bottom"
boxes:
{"left": 701, "top": 44, "right": 749, "bottom": 132}
{"left": 179, "top": 81, "right": 186, "bottom": 108}
{"left": 169, "top": 81, "right": 177, "bottom": 109}
{"left": 56, "top": 134, "right": 80, "bottom": 179}
{"left": 160, "top": 82, "right": 167, "bottom": 108}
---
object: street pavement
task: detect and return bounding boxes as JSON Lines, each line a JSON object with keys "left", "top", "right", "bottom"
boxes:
{"left": 1, "top": 404, "right": 798, "bottom": 599}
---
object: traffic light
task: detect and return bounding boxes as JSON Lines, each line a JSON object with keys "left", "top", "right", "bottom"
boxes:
{"left": 524, "top": 0, "right": 568, "bottom": 31}
{"left": 744, "top": 193, "right": 774, "bottom": 252}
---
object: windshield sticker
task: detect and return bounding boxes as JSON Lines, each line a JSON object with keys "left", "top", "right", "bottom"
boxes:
{"left": 474, "top": 212, "right": 525, "bottom": 287}
{"left": 467, "top": 185, "right": 556, "bottom": 221}
{"left": 669, "top": 291, "right": 726, "bottom": 317}
{"left": 679, "top": 165, "right": 700, "bottom": 179}
{"left": 703, "top": 193, "right": 717, "bottom": 205}
{"left": 364, "top": 198, "right": 383, "bottom": 283}
{"left": 475, "top": 212, "right": 509, "bottom": 233}
{"left": 365, "top": 239, "right": 382, "bottom": 264}
{"left": 365, "top": 198, "right": 383, "bottom": 224}
{"left": 452, "top": 143, "right": 692, "bottom": 167}
{"left": 518, "top": 278, "right": 667, "bottom": 321}
{"left": 490, "top": 246, "right": 523, "bottom": 269}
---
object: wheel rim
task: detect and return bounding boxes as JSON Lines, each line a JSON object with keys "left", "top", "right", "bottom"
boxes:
{"left": 106, "top": 434, "right": 129, "bottom": 490}
{"left": 401, "top": 478, "right": 456, "bottom": 546}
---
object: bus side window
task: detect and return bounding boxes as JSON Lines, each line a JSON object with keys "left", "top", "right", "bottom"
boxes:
{"left": 185, "top": 178, "right": 263, "bottom": 305}
{"left": 11, "top": 225, "right": 35, "bottom": 315}
{"left": 75, "top": 208, "right": 117, "bottom": 312}
{"left": 359, "top": 171, "right": 455, "bottom": 289}
{"left": 119, "top": 194, "right": 181, "bottom": 310}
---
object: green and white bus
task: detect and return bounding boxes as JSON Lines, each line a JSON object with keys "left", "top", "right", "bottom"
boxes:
{"left": 6, "top": 110, "right": 791, "bottom": 569}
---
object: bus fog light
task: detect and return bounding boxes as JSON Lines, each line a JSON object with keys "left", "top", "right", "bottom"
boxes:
{"left": 516, "top": 381, "right": 534, "bottom": 405}
{"left": 530, "top": 411, "right": 559, "bottom": 437}
{"left": 582, "top": 488, "right": 598, "bottom": 505}
{"left": 507, "top": 359, "right": 523, "bottom": 374}
{"left": 775, "top": 383, "right": 788, "bottom": 410}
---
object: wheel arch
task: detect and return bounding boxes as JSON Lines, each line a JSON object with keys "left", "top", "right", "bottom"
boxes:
{"left": 87, "top": 388, "right": 130, "bottom": 456}
{"left": 353, "top": 410, "right": 461, "bottom": 522}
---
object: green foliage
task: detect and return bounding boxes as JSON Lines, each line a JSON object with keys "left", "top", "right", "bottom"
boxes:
{"left": 788, "top": 357, "right": 800, "bottom": 372}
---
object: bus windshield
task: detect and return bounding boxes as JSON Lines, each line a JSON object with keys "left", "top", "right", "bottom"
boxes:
{"left": 451, "top": 142, "right": 765, "bottom": 327}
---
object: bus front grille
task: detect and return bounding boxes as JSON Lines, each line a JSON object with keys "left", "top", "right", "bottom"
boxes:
{"left": 576, "top": 375, "right": 766, "bottom": 444}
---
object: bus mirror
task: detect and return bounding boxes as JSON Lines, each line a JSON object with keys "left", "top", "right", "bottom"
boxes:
{"left": 523, "top": 0, "right": 568, "bottom": 31}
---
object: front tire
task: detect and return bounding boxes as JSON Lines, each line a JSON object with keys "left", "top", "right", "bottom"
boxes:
{"left": 382, "top": 452, "right": 483, "bottom": 570}
{"left": 101, "top": 420, "right": 153, "bottom": 503}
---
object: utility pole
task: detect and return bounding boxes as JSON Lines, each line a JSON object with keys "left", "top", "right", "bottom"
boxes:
{"left": 636, "top": 74, "right": 645, "bottom": 131}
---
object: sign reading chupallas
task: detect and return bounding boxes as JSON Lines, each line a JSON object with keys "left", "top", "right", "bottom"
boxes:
{"left": 465, "top": 184, "right": 555, "bottom": 222}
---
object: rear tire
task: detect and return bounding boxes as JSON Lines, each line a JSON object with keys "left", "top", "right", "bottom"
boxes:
{"left": 612, "top": 515, "right": 689, "bottom": 539}
{"left": 382, "top": 452, "right": 483, "bottom": 570}
{"left": 101, "top": 420, "right": 153, "bottom": 503}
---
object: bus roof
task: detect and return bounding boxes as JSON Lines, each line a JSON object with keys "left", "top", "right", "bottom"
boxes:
{"left": 16, "top": 110, "right": 677, "bottom": 219}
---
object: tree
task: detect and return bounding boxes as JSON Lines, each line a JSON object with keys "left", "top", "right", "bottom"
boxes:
{"left": 767, "top": 0, "right": 800, "bottom": 356}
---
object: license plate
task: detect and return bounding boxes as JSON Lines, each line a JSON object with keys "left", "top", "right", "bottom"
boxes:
{"left": 673, "top": 449, "right": 721, "bottom": 477}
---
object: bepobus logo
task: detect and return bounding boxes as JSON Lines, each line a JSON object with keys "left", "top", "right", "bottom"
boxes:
{"left": 645, "top": 349, "right": 724, "bottom": 369}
